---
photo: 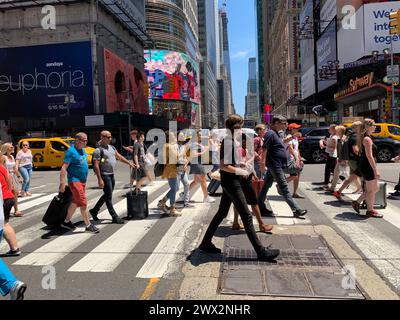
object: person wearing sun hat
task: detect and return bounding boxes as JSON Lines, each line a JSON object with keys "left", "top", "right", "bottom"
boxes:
{"left": 285, "top": 123, "right": 305, "bottom": 198}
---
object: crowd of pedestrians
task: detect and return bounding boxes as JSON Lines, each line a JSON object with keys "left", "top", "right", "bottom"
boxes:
{"left": 1, "top": 114, "right": 400, "bottom": 299}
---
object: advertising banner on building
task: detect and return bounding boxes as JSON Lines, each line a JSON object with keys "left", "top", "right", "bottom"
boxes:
{"left": 337, "top": 0, "right": 363, "bottom": 30}
{"left": 104, "top": 48, "right": 149, "bottom": 114}
{"left": 300, "top": 0, "right": 316, "bottom": 99}
{"left": 320, "top": 0, "right": 337, "bottom": 32}
{"left": 317, "top": 19, "right": 337, "bottom": 92}
{"left": 0, "top": 41, "right": 94, "bottom": 117}
{"left": 144, "top": 50, "right": 201, "bottom": 104}
{"left": 364, "top": 1, "right": 400, "bottom": 54}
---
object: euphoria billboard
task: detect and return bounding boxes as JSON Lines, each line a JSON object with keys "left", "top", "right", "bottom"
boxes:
{"left": 0, "top": 41, "right": 94, "bottom": 117}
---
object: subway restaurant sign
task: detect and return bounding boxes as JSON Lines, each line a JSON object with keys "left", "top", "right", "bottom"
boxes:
{"left": 334, "top": 72, "right": 374, "bottom": 99}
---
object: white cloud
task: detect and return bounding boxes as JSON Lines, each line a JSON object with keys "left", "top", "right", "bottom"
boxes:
{"left": 231, "top": 50, "right": 250, "bottom": 60}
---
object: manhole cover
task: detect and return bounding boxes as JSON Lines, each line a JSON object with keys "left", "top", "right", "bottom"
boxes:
{"left": 219, "top": 234, "right": 365, "bottom": 299}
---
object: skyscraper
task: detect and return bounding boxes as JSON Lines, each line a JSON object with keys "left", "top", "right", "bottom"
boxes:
{"left": 245, "top": 57, "right": 259, "bottom": 120}
{"left": 198, "top": 0, "right": 218, "bottom": 128}
{"left": 217, "top": 5, "right": 234, "bottom": 126}
{"left": 256, "top": 0, "right": 279, "bottom": 118}
{"left": 145, "top": 0, "right": 199, "bottom": 60}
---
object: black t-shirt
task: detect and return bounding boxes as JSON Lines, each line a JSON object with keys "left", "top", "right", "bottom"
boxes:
{"left": 263, "top": 130, "right": 290, "bottom": 168}
{"left": 220, "top": 137, "right": 241, "bottom": 181}
{"left": 348, "top": 133, "right": 359, "bottom": 161}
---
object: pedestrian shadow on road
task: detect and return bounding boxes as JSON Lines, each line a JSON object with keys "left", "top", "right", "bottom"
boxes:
{"left": 40, "top": 226, "right": 69, "bottom": 239}
{"left": 186, "top": 248, "right": 224, "bottom": 267}
{"left": 334, "top": 212, "right": 370, "bottom": 222}
{"left": 323, "top": 200, "right": 350, "bottom": 208}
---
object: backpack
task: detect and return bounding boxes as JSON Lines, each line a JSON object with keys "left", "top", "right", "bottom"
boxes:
{"left": 92, "top": 145, "right": 116, "bottom": 173}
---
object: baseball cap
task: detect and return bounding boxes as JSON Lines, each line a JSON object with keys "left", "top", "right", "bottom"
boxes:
{"left": 288, "top": 123, "right": 301, "bottom": 130}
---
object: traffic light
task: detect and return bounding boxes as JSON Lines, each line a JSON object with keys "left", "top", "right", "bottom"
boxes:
{"left": 264, "top": 104, "right": 271, "bottom": 113}
{"left": 389, "top": 9, "right": 400, "bottom": 34}
{"left": 384, "top": 98, "right": 391, "bottom": 113}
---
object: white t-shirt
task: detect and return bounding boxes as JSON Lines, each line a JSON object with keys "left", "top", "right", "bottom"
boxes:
{"left": 16, "top": 150, "right": 33, "bottom": 167}
{"left": 326, "top": 135, "right": 339, "bottom": 158}
{"left": 288, "top": 137, "right": 300, "bottom": 159}
{"left": 5, "top": 156, "right": 16, "bottom": 176}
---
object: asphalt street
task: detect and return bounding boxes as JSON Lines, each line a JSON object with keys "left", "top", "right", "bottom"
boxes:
{"left": 1, "top": 161, "right": 400, "bottom": 300}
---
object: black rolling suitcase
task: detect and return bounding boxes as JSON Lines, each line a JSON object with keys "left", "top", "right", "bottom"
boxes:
{"left": 126, "top": 168, "right": 149, "bottom": 219}
{"left": 126, "top": 190, "right": 149, "bottom": 219}
{"left": 42, "top": 187, "right": 72, "bottom": 227}
{"left": 207, "top": 179, "right": 221, "bottom": 195}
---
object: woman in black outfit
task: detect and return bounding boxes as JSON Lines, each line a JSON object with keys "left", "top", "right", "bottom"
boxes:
{"left": 351, "top": 119, "right": 383, "bottom": 218}
{"left": 198, "top": 114, "right": 280, "bottom": 261}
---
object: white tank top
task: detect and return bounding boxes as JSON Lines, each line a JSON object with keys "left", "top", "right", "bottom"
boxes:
{"left": 5, "top": 156, "right": 16, "bottom": 176}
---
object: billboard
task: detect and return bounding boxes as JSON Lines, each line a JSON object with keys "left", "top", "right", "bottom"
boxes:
{"left": 317, "top": 19, "right": 337, "bottom": 92}
{"left": 338, "top": 1, "right": 400, "bottom": 65}
{"left": 0, "top": 41, "right": 93, "bottom": 117}
{"left": 364, "top": 1, "right": 400, "bottom": 54}
{"left": 144, "top": 50, "right": 200, "bottom": 104}
{"left": 320, "top": 0, "right": 337, "bottom": 32}
{"left": 300, "top": 0, "right": 316, "bottom": 99}
{"left": 104, "top": 48, "right": 149, "bottom": 114}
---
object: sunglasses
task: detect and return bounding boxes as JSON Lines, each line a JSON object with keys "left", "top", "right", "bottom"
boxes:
{"left": 22, "top": 145, "right": 29, "bottom": 147}
{"left": 103, "top": 136, "right": 112, "bottom": 139}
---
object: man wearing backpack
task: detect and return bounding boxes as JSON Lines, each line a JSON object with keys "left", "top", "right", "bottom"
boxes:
{"left": 89, "top": 131, "right": 135, "bottom": 224}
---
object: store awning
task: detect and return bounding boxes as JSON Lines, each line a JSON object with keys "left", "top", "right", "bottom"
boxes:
{"left": 335, "top": 83, "right": 400, "bottom": 105}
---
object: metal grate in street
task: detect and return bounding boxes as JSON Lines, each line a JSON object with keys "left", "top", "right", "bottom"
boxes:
{"left": 219, "top": 234, "right": 366, "bottom": 299}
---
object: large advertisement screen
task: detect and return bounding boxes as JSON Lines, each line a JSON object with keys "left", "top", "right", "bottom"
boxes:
{"left": 338, "top": 1, "right": 400, "bottom": 65}
{"left": 300, "top": 0, "right": 316, "bottom": 99}
{"left": 104, "top": 48, "right": 149, "bottom": 114}
{"left": 0, "top": 41, "right": 94, "bottom": 117}
{"left": 317, "top": 19, "right": 337, "bottom": 92}
{"left": 364, "top": 1, "right": 400, "bottom": 54}
{"left": 144, "top": 50, "right": 200, "bottom": 104}
{"left": 320, "top": 0, "right": 337, "bottom": 32}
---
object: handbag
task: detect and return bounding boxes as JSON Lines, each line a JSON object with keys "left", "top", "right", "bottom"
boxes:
{"left": 284, "top": 158, "right": 303, "bottom": 175}
{"left": 154, "top": 162, "right": 165, "bottom": 177}
{"left": 210, "top": 170, "right": 221, "bottom": 181}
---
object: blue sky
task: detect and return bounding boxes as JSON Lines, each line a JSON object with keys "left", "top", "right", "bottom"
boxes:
{"left": 219, "top": 0, "right": 256, "bottom": 117}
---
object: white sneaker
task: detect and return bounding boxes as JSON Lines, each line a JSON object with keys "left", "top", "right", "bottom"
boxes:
{"left": 204, "top": 196, "right": 216, "bottom": 203}
{"left": 9, "top": 281, "right": 27, "bottom": 300}
{"left": 177, "top": 192, "right": 185, "bottom": 202}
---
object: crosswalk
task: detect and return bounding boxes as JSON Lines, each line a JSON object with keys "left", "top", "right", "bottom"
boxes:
{"left": 2, "top": 178, "right": 400, "bottom": 292}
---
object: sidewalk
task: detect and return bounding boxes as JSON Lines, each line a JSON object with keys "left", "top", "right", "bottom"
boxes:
{"left": 179, "top": 225, "right": 399, "bottom": 300}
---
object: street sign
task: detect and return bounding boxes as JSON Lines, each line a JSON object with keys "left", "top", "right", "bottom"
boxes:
{"left": 387, "top": 65, "right": 399, "bottom": 80}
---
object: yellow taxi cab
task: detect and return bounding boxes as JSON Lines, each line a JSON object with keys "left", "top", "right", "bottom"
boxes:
{"left": 372, "top": 123, "right": 400, "bottom": 141}
{"left": 17, "top": 137, "right": 95, "bottom": 168}
{"left": 342, "top": 122, "right": 400, "bottom": 141}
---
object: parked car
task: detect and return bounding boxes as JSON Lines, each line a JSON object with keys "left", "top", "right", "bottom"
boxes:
{"left": 343, "top": 122, "right": 400, "bottom": 141}
{"left": 298, "top": 127, "right": 400, "bottom": 163}
{"left": 17, "top": 137, "right": 95, "bottom": 168}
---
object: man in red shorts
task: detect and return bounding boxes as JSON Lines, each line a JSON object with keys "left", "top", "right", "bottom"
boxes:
{"left": 59, "top": 133, "right": 99, "bottom": 233}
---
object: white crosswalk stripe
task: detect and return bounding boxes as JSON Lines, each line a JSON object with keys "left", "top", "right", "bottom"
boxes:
{"left": 17, "top": 193, "right": 45, "bottom": 204}
{"left": 17, "top": 193, "right": 58, "bottom": 211}
{"left": 12, "top": 181, "right": 166, "bottom": 267}
{"left": 136, "top": 187, "right": 208, "bottom": 279}
{"left": 302, "top": 181, "right": 400, "bottom": 291}
{"left": 268, "top": 184, "right": 311, "bottom": 225}
{"left": 68, "top": 192, "right": 166, "bottom": 272}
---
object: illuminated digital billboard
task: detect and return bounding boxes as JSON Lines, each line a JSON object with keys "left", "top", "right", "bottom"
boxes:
{"left": 104, "top": 48, "right": 148, "bottom": 114}
{"left": 144, "top": 50, "right": 200, "bottom": 104}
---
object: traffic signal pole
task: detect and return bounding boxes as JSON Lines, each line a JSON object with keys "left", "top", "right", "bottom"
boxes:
{"left": 391, "top": 39, "right": 396, "bottom": 123}
{"left": 389, "top": 9, "right": 400, "bottom": 124}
